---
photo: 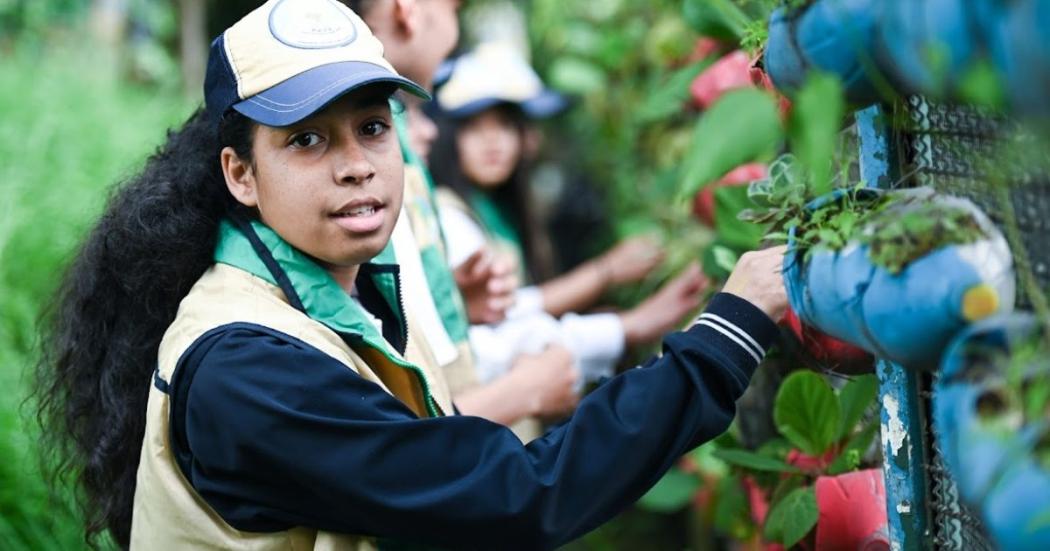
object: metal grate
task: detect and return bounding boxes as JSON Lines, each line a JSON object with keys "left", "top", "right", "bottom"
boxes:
{"left": 921, "top": 377, "right": 997, "bottom": 551}
{"left": 895, "top": 97, "right": 1028, "bottom": 550}
{"left": 898, "top": 96, "right": 1050, "bottom": 309}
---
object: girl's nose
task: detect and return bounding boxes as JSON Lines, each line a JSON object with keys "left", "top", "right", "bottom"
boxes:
{"left": 333, "top": 138, "right": 376, "bottom": 185}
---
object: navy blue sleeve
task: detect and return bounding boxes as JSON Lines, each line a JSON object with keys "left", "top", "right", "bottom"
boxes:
{"left": 174, "top": 292, "right": 777, "bottom": 550}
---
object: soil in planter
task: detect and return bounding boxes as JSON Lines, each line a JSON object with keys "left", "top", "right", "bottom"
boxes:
{"left": 858, "top": 196, "right": 988, "bottom": 275}
{"left": 743, "top": 156, "right": 990, "bottom": 276}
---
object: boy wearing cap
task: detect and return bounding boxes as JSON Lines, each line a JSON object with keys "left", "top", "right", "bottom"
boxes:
{"left": 33, "top": 0, "right": 788, "bottom": 549}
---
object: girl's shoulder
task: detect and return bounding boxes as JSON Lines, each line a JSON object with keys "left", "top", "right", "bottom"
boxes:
{"left": 156, "top": 264, "right": 357, "bottom": 382}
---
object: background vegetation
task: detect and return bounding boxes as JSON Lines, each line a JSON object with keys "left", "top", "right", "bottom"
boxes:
{"left": 0, "top": 38, "right": 192, "bottom": 548}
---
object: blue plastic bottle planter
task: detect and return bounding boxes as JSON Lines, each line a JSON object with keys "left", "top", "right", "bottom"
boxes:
{"left": 935, "top": 315, "right": 1050, "bottom": 551}
{"left": 768, "top": 0, "right": 1050, "bottom": 116}
{"left": 878, "top": 0, "right": 983, "bottom": 97}
{"left": 764, "top": 0, "right": 885, "bottom": 105}
{"left": 982, "top": 0, "right": 1050, "bottom": 117}
{"left": 783, "top": 189, "right": 1014, "bottom": 370}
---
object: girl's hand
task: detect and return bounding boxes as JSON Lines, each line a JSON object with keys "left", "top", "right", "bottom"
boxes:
{"left": 620, "top": 262, "right": 708, "bottom": 346}
{"left": 454, "top": 247, "right": 519, "bottom": 324}
{"left": 596, "top": 236, "right": 664, "bottom": 287}
{"left": 508, "top": 345, "right": 579, "bottom": 419}
{"left": 722, "top": 246, "right": 788, "bottom": 322}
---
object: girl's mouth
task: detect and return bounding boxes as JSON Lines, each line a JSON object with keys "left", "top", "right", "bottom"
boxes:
{"left": 331, "top": 201, "right": 386, "bottom": 234}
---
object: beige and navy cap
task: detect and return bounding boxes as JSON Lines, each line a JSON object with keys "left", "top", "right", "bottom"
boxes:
{"left": 435, "top": 42, "right": 567, "bottom": 120}
{"left": 204, "top": 0, "right": 429, "bottom": 127}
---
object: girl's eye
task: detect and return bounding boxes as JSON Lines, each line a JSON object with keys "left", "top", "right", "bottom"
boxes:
{"left": 289, "top": 132, "right": 323, "bottom": 148}
{"left": 361, "top": 120, "right": 390, "bottom": 137}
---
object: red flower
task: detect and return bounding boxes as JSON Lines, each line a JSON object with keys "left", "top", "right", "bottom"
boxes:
{"left": 692, "top": 163, "right": 768, "bottom": 226}
{"left": 690, "top": 50, "right": 754, "bottom": 110}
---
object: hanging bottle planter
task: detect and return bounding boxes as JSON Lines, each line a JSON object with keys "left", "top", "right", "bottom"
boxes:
{"left": 782, "top": 306, "right": 874, "bottom": 374}
{"left": 783, "top": 187, "right": 1015, "bottom": 369}
{"left": 934, "top": 314, "right": 1050, "bottom": 550}
{"left": 764, "top": 0, "right": 886, "bottom": 105}
{"left": 981, "top": 0, "right": 1050, "bottom": 117}
{"left": 880, "top": 0, "right": 1050, "bottom": 117}
{"left": 877, "top": 0, "right": 983, "bottom": 98}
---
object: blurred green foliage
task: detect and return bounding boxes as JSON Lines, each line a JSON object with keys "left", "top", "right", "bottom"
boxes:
{"left": 0, "top": 43, "right": 192, "bottom": 550}
{"left": 528, "top": 0, "right": 718, "bottom": 308}
{"left": 0, "top": 0, "right": 84, "bottom": 40}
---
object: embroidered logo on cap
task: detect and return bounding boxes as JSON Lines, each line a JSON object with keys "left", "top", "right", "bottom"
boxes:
{"left": 269, "top": 0, "right": 358, "bottom": 50}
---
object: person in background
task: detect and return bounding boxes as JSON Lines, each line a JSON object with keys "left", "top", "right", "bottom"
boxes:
{"left": 429, "top": 43, "right": 710, "bottom": 426}
{"left": 341, "top": 0, "right": 583, "bottom": 431}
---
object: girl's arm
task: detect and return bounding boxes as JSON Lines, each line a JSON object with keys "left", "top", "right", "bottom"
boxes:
{"left": 173, "top": 292, "right": 777, "bottom": 551}
{"left": 451, "top": 345, "right": 579, "bottom": 425}
{"left": 534, "top": 255, "right": 613, "bottom": 317}
{"left": 538, "top": 236, "right": 662, "bottom": 317}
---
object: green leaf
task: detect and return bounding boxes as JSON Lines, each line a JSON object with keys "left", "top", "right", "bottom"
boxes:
{"left": 827, "top": 422, "right": 880, "bottom": 475}
{"left": 636, "top": 468, "right": 701, "bottom": 512}
{"left": 682, "top": 0, "right": 750, "bottom": 41}
{"left": 714, "top": 449, "right": 801, "bottom": 473}
{"left": 703, "top": 241, "right": 740, "bottom": 281}
{"left": 715, "top": 185, "right": 767, "bottom": 250}
{"left": 690, "top": 441, "right": 730, "bottom": 478}
{"left": 547, "top": 57, "right": 608, "bottom": 95}
{"left": 788, "top": 73, "right": 845, "bottom": 198}
{"left": 768, "top": 473, "right": 805, "bottom": 510}
{"left": 763, "top": 486, "right": 818, "bottom": 547}
{"left": 636, "top": 61, "right": 709, "bottom": 124}
{"left": 713, "top": 475, "right": 752, "bottom": 539}
{"left": 837, "top": 374, "right": 878, "bottom": 440}
{"left": 561, "top": 22, "right": 604, "bottom": 57}
{"left": 757, "top": 437, "right": 794, "bottom": 460}
{"left": 679, "top": 89, "right": 783, "bottom": 201}
{"left": 711, "top": 244, "right": 740, "bottom": 274}
{"left": 774, "top": 371, "right": 842, "bottom": 457}
{"left": 958, "top": 59, "right": 1006, "bottom": 111}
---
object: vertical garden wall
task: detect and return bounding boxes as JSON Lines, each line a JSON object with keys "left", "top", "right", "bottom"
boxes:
{"left": 529, "top": 0, "right": 1050, "bottom": 549}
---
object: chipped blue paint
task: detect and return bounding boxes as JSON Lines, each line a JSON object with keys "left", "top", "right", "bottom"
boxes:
{"left": 856, "top": 105, "right": 892, "bottom": 190}
{"left": 858, "top": 104, "right": 931, "bottom": 550}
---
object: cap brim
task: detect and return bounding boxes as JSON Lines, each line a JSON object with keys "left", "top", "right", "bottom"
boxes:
{"left": 521, "top": 90, "right": 570, "bottom": 118}
{"left": 232, "top": 61, "right": 430, "bottom": 127}
{"left": 442, "top": 90, "right": 570, "bottom": 120}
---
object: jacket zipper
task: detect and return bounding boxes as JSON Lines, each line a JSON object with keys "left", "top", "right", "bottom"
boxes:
{"left": 389, "top": 268, "right": 442, "bottom": 418}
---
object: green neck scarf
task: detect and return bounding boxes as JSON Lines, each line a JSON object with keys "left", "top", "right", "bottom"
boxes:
{"left": 469, "top": 190, "right": 526, "bottom": 264}
{"left": 213, "top": 218, "right": 440, "bottom": 417}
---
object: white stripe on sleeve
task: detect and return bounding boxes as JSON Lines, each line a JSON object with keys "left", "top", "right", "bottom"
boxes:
{"left": 698, "top": 313, "right": 765, "bottom": 360}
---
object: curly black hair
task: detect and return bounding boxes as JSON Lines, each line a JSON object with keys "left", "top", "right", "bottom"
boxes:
{"left": 32, "top": 108, "right": 254, "bottom": 548}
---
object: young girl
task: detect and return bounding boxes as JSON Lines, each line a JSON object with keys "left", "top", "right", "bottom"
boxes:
{"left": 430, "top": 43, "right": 710, "bottom": 398}
{"left": 34, "top": 1, "right": 787, "bottom": 549}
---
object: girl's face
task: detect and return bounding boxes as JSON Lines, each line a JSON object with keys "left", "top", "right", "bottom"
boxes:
{"left": 456, "top": 108, "right": 523, "bottom": 189}
{"left": 222, "top": 88, "right": 404, "bottom": 276}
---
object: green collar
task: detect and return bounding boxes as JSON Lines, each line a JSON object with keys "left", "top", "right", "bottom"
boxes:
{"left": 469, "top": 190, "right": 524, "bottom": 257}
{"left": 213, "top": 219, "right": 440, "bottom": 416}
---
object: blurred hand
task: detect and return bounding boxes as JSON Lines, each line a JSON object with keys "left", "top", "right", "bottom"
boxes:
{"left": 454, "top": 248, "right": 519, "bottom": 324}
{"left": 620, "top": 262, "right": 708, "bottom": 345}
{"left": 508, "top": 345, "right": 579, "bottom": 419}
{"left": 597, "top": 236, "right": 664, "bottom": 287}
{"left": 722, "top": 245, "right": 788, "bottom": 322}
